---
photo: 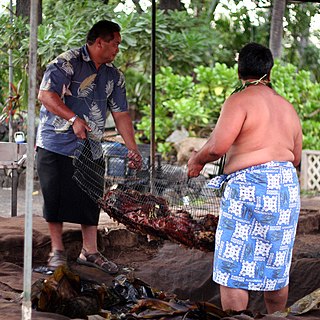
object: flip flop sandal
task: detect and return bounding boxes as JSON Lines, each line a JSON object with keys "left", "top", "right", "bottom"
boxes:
{"left": 76, "top": 248, "right": 119, "bottom": 275}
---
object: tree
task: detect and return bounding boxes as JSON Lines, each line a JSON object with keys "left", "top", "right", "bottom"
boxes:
{"left": 158, "top": 0, "right": 183, "bottom": 12}
{"left": 269, "top": 0, "right": 286, "bottom": 58}
{"left": 16, "top": 0, "right": 42, "bottom": 24}
{"left": 284, "top": 2, "right": 320, "bottom": 80}
{"left": 132, "top": 0, "right": 143, "bottom": 13}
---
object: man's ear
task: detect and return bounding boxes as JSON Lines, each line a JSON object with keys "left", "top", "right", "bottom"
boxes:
{"left": 96, "top": 37, "right": 103, "bottom": 48}
{"left": 267, "top": 71, "right": 271, "bottom": 81}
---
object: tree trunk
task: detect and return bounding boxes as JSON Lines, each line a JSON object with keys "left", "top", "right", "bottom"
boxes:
{"left": 132, "top": 0, "right": 143, "bottom": 13}
{"left": 208, "top": 0, "right": 220, "bottom": 17}
{"left": 269, "top": 0, "right": 286, "bottom": 59}
{"left": 297, "top": 3, "right": 310, "bottom": 66}
{"left": 158, "top": 0, "right": 183, "bottom": 12}
{"left": 16, "top": 0, "right": 42, "bottom": 24}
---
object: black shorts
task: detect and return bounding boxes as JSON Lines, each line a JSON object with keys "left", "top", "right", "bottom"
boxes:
{"left": 36, "top": 147, "right": 102, "bottom": 225}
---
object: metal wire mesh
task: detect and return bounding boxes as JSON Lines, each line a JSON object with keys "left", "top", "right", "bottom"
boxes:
{"left": 73, "top": 138, "right": 224, "bottom": 251}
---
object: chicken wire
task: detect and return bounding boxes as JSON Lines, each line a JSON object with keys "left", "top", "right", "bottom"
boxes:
{"left": 73, "top": 138, "right": 224, "bottom": 251}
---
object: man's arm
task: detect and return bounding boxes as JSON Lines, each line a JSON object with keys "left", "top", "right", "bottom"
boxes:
{"left": 38, "top": 90, "right": 74, "bottom": 120}
{"left": 112, "top": 111, "right": 138, "bottom": 151}
{"left": 188, "top": 94, "right": 247, "bottom": 177}
{"left": 38, "top": 90, "right": 91, "bottom": 139}
{"left": 112, "top": 111, "right": 142, "bottom": 169}
{"left": 292, "top": 123, "right": 303, "bottom": 168}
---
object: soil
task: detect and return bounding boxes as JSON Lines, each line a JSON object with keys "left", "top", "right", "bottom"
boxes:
{"left": 0, "top": 183, "right": 320, "bottom": 320}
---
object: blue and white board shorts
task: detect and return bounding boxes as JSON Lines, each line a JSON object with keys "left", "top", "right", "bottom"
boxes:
{"left": 208, "top": 161, "right": 300, "bottom": 291}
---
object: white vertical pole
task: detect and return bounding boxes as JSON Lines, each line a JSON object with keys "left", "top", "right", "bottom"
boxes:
{"left": 22, "top": 0, "right": 38, "bottom": 319}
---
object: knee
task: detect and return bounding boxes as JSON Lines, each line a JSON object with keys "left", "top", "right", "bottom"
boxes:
{"left": 264, "top": 292, "right": 279, "bottom": 306}
{"left": 265, "top": 286, "right": 288, "bottom": 302}
{"left": 264, "top": 286, "right": 288, "bottom": 313}
{"left": 220, "top": 286, "right": 249, "bottom": 311}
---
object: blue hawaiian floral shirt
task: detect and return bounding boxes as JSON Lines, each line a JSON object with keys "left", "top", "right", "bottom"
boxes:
{"left": 36, "top": 45, "right": 128, "bottom": 156}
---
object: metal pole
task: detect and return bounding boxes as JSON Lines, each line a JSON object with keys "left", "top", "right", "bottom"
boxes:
{"left": 11, "top": 168, "right": 18, "bottom": 217}
{"left": 150, "top": 0, "right": 156, "bottom": 165}
{"left": 8, "top": 0, "right": 13, "bottom": 142}
{"left": 150, "top": 0, "right": 156, "bottom": 191}
{"left": 22, "top": 0, "right": 38, "bottom": 319}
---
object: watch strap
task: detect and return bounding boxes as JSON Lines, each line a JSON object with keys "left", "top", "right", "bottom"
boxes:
{"left": 67, "top": 115, "right": 78, "bottom": 126}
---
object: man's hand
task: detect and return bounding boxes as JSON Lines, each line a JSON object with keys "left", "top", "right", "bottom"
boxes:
{"left": 187, "top": 150, "right": 204, "bottom": 178}
{"left": 128, "top": 149, "right": 143, "bottom": 170}
{"left": 72, "top": 117, "right": 92, "bottom": 140}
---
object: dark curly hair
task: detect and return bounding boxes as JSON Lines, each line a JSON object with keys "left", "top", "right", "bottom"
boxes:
{"left": 86, "top": 20, "right": 121, "bottom": 45}
{"left": 238, "top": 43, "right": 274, "bottom": 80}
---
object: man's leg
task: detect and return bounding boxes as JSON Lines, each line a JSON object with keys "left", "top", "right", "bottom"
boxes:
{"left": 78, "top": 224, "right": 118, "bottom": 274}
{"left": 47, "top": 221, "right": 67, "bottom": 270}
{"left": 220, "top": 285, "right": 249, "bottom": 311}
{"left": 80, "top": 224, "right": 98, "bottom": 254}
{"left": 48, "top": 222, "right": 64, "bottom": 251}
{"left": 264, "top": 285, "right": 288, "bottom": 314}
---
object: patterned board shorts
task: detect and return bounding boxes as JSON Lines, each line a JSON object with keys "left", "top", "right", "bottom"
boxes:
{"left": 208, "top": 161, "right": 300, "bottom": 291}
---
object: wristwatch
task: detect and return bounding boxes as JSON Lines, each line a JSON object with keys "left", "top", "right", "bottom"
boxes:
{"left": 67, "top": 115, "right": 78, "bottom": 126}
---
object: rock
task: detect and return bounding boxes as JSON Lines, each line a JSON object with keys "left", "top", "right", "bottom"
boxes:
{"left": 166, "top": 127, "right": 189, "bottom": 144}
{"left": 174, "top": 137, "right": 207, "bottom": 165}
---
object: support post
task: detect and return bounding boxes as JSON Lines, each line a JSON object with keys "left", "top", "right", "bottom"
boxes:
{"left": 21, "top": 0, "right": 38, "bottom": 319}
{"left": 150, "top": 0, "right": 156, "bottom": 192}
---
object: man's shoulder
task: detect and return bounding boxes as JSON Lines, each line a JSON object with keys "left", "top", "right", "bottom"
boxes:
{"left": 105, "top": 62, "right": 122, "bottom": 73}
{"left": 56, "top": 47, "right": 83, "bottom": 62}
{"left": 226, "top": 86, "right": 276, "bottom": 106}
{"left": 104, "top": 63, "right": 125, "bottom": 82}
{"left": 223, "top": 90, "right": 247, "bottom": 107}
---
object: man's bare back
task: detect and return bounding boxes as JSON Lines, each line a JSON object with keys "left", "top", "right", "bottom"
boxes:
{"left": 187, "top": 82, "right": 302, "bottom": 177}
{"left": 221, "top": 83, "right": 302, "bottom": 173}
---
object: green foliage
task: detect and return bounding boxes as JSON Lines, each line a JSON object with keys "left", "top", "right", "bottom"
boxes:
{"left": 271, "top": 60, "right": 320, "bottom": 120}
{"left": 271, "top": 60, "right": 320, "bottom": 150}
{"left": 0, "top": 0, "right": 319, "bottom": 153}
{"left": 136, "top": 64, "right": 239, "bottom": 156}
{"left": 0, "top": 13, "right": 29, "bottom": 107}
{"left": 301, "top": 120, "right": 320, "bottom": 151}
{"left": 209, "top": 2, "right": 271, "bottom": 66}
{"left": 115, "top": 8, "right": 220, "bottom": 75}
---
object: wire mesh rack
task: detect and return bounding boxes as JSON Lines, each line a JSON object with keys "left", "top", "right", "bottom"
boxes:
{"left": 73, "top": 138, "right": 224, "bottom": 251}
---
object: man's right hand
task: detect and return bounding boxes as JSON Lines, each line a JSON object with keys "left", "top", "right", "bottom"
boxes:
{"left": 187, "top": 150, "right": 204, "bottom": 178}
{"left": 72, "top": 117, "right": 92, "bottom": 140}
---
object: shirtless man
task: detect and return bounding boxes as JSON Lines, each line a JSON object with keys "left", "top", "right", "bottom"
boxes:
{"left": 188, "top": 43, "right": 302, "bottom": 314}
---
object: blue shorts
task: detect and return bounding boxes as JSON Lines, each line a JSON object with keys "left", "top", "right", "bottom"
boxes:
{"left": 208, "top": 161, "right": 300, "bottom": 291}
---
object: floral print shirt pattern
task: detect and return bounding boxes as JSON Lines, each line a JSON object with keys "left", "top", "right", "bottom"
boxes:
{"left": 36, "top": 45, "right": 127, "bottom": 156}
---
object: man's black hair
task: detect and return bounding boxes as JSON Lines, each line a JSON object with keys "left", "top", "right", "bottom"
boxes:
{"left": 238, "top": 43, "right": 274, "bottom": 80}
{"left": 86, "top": 20, "right": 121, "bottom": 45}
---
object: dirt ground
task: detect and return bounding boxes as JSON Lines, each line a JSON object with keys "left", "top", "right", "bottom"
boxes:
{"left": 0, "top": 182, "right": 320, "bottom": 319}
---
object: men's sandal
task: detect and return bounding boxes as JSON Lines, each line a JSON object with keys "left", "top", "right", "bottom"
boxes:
{"left": 76, "top": 248, "right": 119, "bottom": 275}
{"left": 47, "top": 250, "right": 67, "bottom": 271}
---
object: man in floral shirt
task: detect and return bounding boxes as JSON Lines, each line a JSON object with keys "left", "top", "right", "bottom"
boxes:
{"left": 36, "top": 20, "right": 142, "bottom": 274}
